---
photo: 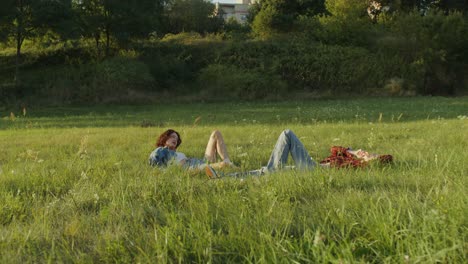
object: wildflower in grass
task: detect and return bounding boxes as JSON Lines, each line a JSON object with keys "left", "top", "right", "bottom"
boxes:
{"left": 94, "top": 193, "right": 100, "bottom": 204}
{"left": 193, "top": 116, "right": 202, "bottom": 126}
{"left": 18, "top": 149, "right": 40, "bottom": 162}
{"left": 78, "top": 135, "right": 89, "bottom": 159}
{"left": 313, "top": 230, "right": 326, "bottom": 246}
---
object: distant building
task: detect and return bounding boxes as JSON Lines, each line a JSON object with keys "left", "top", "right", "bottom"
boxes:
{"left": 212, "top": 0, "right": 257, "bottom": 24}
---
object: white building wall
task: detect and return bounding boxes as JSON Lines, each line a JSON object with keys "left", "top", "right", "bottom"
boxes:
{"left": 212, "top": 0, "right": 254, "bottom": 24}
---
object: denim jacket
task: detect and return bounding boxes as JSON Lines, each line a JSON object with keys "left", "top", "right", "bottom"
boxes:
{"left": 148, "top": 147, "right": 205, "bottom": 169}
{"left": 148, "top": 147, "right": 177, "bottom": 167}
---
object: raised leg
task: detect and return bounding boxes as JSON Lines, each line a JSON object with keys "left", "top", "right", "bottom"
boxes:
{"left": 204, "top": 130, "right": 231, "bottom": 164}
{"left": 266, "top": 129, "right": 316, "bottom": 171}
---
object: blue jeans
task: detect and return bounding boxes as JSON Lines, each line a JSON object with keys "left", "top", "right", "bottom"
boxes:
{"left": 229, "top": 129, "right": 316, "bottom": 177}
{"left": 265, "top": 129, "right": 316, "bottom": 171}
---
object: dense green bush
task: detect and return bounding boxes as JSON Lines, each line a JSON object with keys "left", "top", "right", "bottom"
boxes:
{"left": 94, "top": 56, "right": 155, "bottom": 92}
{"left": 221, "top": 18, "right": 251, "bottom": 41}
{"left": 197, "top": 64, "right": 286, "bottom": 100}
{"left": 14, "top": 56, "right": 155, "bottom": 103}
{"left": 161, "top": 32, "right": 209, "bottom": 44}
{"left": 378, "top": 10, "right": 468, "bottom": 95}
{"left": 1, "top": 0, "right": 467, "bottom": 105}
{"left": 282, "top": 45, "right": 373, "bottom": 93}
{"left": 215, "top": 40, "right": 407, "bottom": 95}
{"left": 296, "top": 0, "right": 377, "bottom": 48}
{"left": 1, "top": 8, "right": 467, "bottom": 105}
{"left": 138, "top": 37, "right": 226, "bottom": 93}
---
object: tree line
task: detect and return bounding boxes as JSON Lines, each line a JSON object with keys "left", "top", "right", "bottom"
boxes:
{"left": 0, "top": 0, "right": 467, "bottom": 103}
{"left": 0, "top": 1, "right": 222, "bottom": 74}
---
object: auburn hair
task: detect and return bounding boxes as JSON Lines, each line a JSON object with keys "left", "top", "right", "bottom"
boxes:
{"left": 156, "top": 129, "right": 182, "bottom": 148}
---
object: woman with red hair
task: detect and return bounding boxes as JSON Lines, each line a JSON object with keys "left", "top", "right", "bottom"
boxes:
{"left": 149, "top": 129, "right": 235, "bottom": 170}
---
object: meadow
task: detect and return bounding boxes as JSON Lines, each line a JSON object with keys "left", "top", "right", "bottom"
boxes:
{"left": 0, "top": 97, "right": 467, "bottom": 263}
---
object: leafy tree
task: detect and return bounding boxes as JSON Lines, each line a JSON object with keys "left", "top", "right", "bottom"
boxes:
{"left": 0, "top": 0, "right": 72, "bottom": 84}
{"left": 247, "top": 1, "right": 262, "bottom": 24}
{"left": 251, "top": 0, "right": 326, "bottom": 37}
{"left": 326, "top": 0, "right": 368, "bottom": 19}
{"left": 372, "top": 0, "right": 467, "bottom": 13}
{"left": 310, "top": 0, "right": 374, "bottom": 46}
{"left": 251, "top": 5, "right": 279, "bottom": 38}
{"left": 72, "top": 0, "right": 106, "bottom": 56}
{"left": 223, "top": 17, "right": 250, "bottom": 39}
{"left": 423, "top": 0, "right": 468, "bottom": 12}
{"left": 0, "top": 1, "right": 14, "bottom": 41}
{"left": 164, "top": 0, "right": 223, "bottom": 34}
{"left": 73, "top": 0, "right": 165, "bottom": 56}
{"left": 114, "top": 1, "right": 166, "bottom": 42}
{"left": 382, "top": 9, "right": 468, "bottom": 94}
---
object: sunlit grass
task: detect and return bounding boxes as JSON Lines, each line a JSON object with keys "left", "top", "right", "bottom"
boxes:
{"left": 0, "top": 97, "right": 467, "bottom": 262}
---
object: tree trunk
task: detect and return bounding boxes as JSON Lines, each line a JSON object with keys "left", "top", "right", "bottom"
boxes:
{"left": 422, "top": 68, "right": 430, "bottom": 95}
{"left": 15, "top": 29, "right": 22, "bottom": 86}
{"left": 105, "top": 24, "right": 110, "bottom": 57}
{"left": 94, "top": 32, "right": 101, "bottom": 57}
{"left": 14, "top": 0, "right": 23, "bottom": 86}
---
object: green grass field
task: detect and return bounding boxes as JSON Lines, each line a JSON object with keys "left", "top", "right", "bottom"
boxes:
{"left": 0, "top": 97, "right": 467, "bottom": 263}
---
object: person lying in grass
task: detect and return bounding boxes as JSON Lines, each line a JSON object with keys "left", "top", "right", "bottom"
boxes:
{"left": 149, "top": 129, "right": 392, "bottom": 178}
{"left": 205, "top": 129, "right": 315, "bottom": 178}
{"left": 148, "top": 129, "right": 236, "bottom": 170}
{"left": 319, "top": 146, "right": 393, "bottom": 168}
{"left": 205, "top": 129, "right": 393, "bottom": 179}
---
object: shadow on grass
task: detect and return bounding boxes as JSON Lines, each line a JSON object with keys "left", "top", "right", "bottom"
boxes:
{"left": 1, "top": 97, "right": 467, "bottom": 129}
